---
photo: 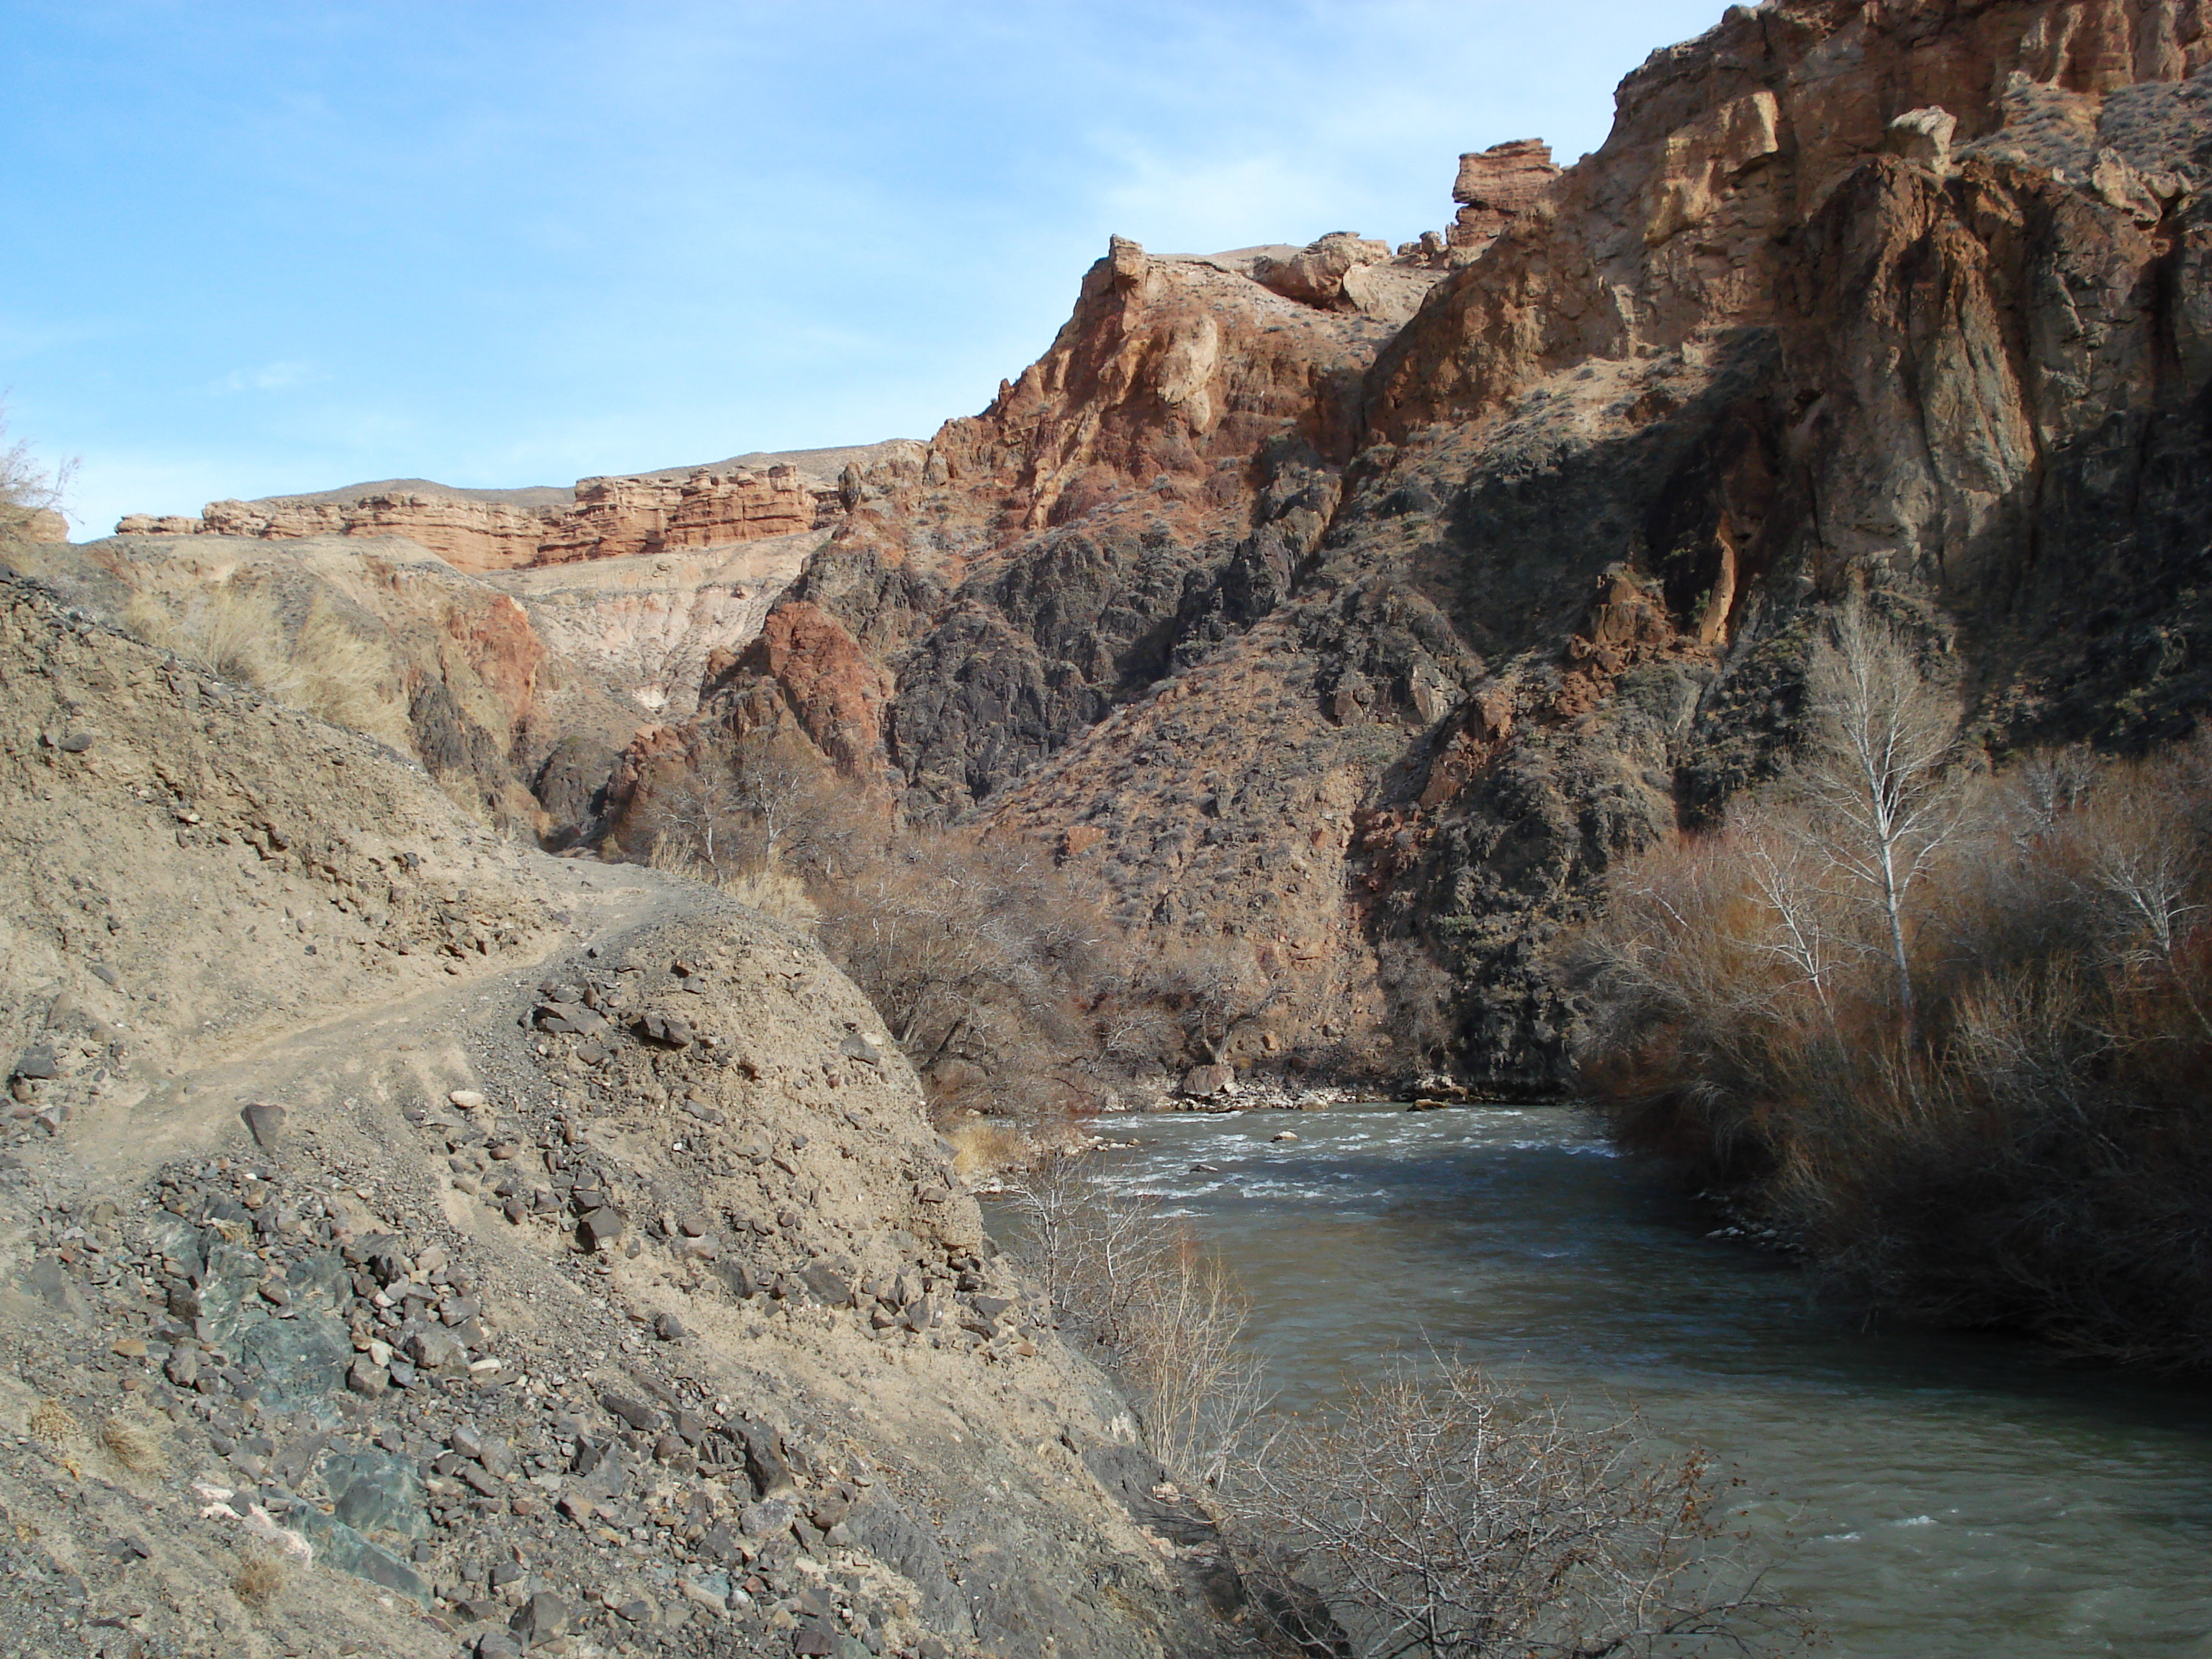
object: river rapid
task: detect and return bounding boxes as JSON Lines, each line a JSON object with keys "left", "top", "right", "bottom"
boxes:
{"left": 1038, "top": 1102, "right": 2212, "bottom": 1658}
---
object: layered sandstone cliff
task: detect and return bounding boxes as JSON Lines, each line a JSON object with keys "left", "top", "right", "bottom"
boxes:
{"left": 114, "top": 442, "right": 925, "bottom": 575}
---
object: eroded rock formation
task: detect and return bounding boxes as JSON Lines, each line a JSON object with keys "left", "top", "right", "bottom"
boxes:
{"left": 1446, "top": 138, "right": 1562, "bottom": 256}
{"left": 117, "top": 465, "right": 824, "bottom": 575}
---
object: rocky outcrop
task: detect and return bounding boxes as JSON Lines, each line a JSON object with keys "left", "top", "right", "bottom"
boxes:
{"left": 1253, "top": 231, "right": 1395, "bottom": 305}
{"left": 0, "top": 505, "right": 71, "bottom": 544}
{"left": 1445, "top": 138, "right": 1561, "bottom": 256}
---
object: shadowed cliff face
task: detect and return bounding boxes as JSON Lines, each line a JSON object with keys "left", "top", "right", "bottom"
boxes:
{"left": 625, "top": 0, "right": 2212, "bottom": 1089}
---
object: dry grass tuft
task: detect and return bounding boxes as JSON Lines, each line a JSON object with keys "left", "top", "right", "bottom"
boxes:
{"left": 720, "top": 866, "right": 820, "bottom": 925}
{"left": 27, "top": 1398, "right": 77, "bottom": 1447}
{"left": 232, "top": 1547, "right": 287, "bottom": 1609}
{"left": 98, "top": 1412, "right": 164, "bottom": 1473}
{"left": 123, "top": 583, "right": 410, "bottom": 746}
{"left": 944, "top": 1116, "right": 1032, "bottom": 1176}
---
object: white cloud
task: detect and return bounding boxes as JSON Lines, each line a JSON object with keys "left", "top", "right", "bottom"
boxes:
{"left": 211, "top": 360, "right": 318, "bottom": 395}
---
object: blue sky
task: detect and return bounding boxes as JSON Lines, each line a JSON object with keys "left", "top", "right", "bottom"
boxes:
{"left": 2, "top": 1, "right": 1724, "bottom": 536}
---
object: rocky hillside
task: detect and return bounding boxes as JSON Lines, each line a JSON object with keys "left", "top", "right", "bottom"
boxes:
{"left": 0, "top": 569, "right": 1248, "bottom": 1658}
{"left": 619, "top": 0, "right": 2212, "bottom": 1090}
{"left": 17, "top": 443, "right": 928, "bottom": 842}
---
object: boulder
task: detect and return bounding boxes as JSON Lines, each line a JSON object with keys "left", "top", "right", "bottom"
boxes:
{"left": 238, "top": 1102, "right": 286, "bottom": 1150}
{"left": 1178, "top": 1064, "right": 1236, "bottom": 1100}
{"left": 1252, "top": 232, "right": 1392, "bottom": 306}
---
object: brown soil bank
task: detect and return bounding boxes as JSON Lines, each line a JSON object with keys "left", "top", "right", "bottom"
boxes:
{"left": 0, "top": 569, "right": 1249, "bottom": 1658}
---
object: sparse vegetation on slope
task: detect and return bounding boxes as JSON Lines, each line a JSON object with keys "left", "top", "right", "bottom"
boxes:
{"left": 632, "top": 729, "right": 1326, "bottom": 1132}
{"left": 123, "top": 580, "right": 413, "bottom": 747}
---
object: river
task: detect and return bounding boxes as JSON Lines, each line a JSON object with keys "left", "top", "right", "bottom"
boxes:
{"left": 1035, "top": 1101, "right": 2212, "bottom": 1658}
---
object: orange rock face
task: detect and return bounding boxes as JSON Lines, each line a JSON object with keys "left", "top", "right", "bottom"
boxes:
{"left": 927, "top": 234, "right": 1391, "bottom": 534}
{"left": 730, "top": 600, "right": 888, "bottom": 775}
{"left": 1446, "top": 138, "right": 1561, "bottom": 255}
{"left": 1370, "top": 0, "right": 2212, "bottom": 439}
{"left": 534, "top": 467, "right": 817, "bottom": 565}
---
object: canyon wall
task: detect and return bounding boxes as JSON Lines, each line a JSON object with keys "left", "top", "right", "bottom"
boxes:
{"left": 619, "top": 0, "right": 2212, "bottom": 1089}
{"left": 68, "top": 0, "right": 2212, "bottom": 1094}
{"left": 113, "top": 442, "right": 925, "bottom": 575}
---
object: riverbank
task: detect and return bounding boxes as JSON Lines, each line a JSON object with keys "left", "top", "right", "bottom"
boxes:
{"left": 1022, "top": 1101, "right": 2212, "bottom": 1658}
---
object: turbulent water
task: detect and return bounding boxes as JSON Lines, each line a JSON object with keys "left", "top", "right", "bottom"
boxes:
{"left": 1040, "top": 1102, "right": 2212, "bottom": 1658}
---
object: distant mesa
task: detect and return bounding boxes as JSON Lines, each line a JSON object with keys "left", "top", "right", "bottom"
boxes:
{"left": 112, "top": 439, "right": 925, "bottom": 575}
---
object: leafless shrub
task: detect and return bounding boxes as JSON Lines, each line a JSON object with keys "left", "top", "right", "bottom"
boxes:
{"left": 1226, "top": 1357, "right": 1803, "bottom": 1659}
{"left": 0, "top": 405, "right": 76, "bottom": 534}
{"left": 817, "top": 832, "right": 1105, "bottom": 1121}
{"left": 999, "top": 1158, "right": 1269, "bottom": 1490}
{"left": 97, "top": 1412, "right": 164, "bottom": 1473}
{"left": 1377, "top": 938, "right": 1460, "bottom": 1071}
{"left": 232, "top": 1546, "right": 287, "bottom": 1609}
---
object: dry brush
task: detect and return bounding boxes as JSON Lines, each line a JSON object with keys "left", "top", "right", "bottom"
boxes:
{"left": 1569, "top": 599, "right": 2212, "bottom": 1364}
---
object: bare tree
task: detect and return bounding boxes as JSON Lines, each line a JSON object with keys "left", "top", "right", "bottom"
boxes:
{"left": 2070, "top": 747, "right": 2212, "bottom": 1040}
{"left": 1228, "top": 1357, "right": 1802, "bottom": 1659}
{"left": 1147, "top": 938, "right": 1286, "bottom": 1069}
{"left": 1735, "top": 808, "right": 1848, "bottom": 1034}
{"left": 725, "top": 732, "right": 824, "bottom": 872}
{"left": 643, "top": 727, "right": 865, "bottom": 886}
{"left": 647, "top": 761, "right": 742, "bottom": 880}
{"left": 1377, "top": 938, "right": 1460, "bottom": 1071}
{"left": 1792, "top": 598, "right": 1964, "bottom": 1030}
{"left": 0, "top": 405, "right": 78, "bottom": 536}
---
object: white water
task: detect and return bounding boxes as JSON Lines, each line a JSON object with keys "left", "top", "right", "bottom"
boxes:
{"left": 1034, "top": 1102, "right": 2212, "bottom": 1658}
